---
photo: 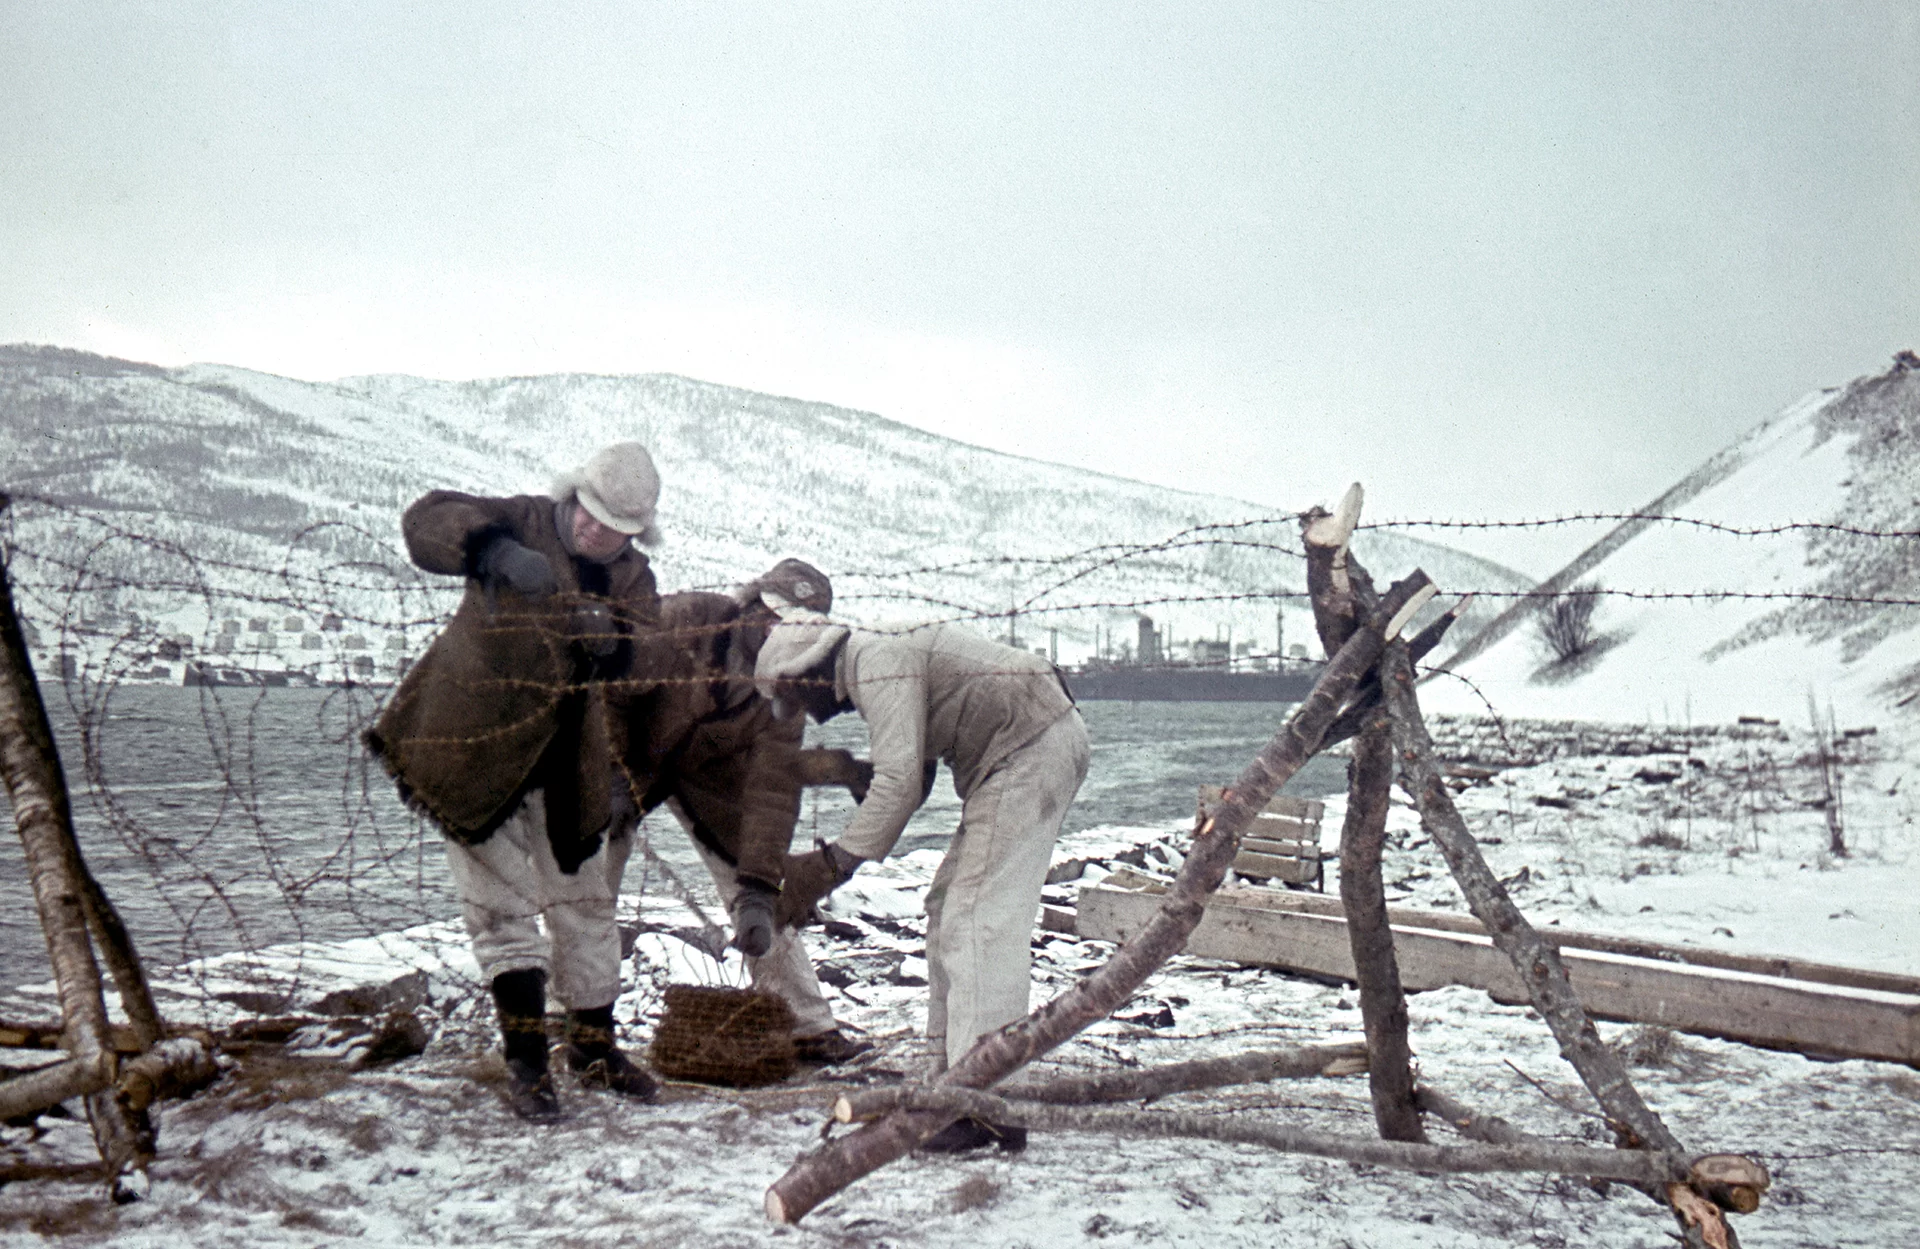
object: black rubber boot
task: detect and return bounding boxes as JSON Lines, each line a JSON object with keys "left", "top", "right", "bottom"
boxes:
{"left": 920, "top": 1116, "right": 1028, "bottom": 1154}
{"left": 566, "top": 1005, "right": 659, "bottom": 1102}
{"left": 792, "top": 1028, "right": 875, "bottom": 1066}
{"left": 491, "top": 968, "right": 561, "bottom": 1123}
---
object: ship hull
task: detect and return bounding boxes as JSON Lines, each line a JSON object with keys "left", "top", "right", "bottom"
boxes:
{"left": 1064, "top": 666, "right": 1320, "bottom": 702}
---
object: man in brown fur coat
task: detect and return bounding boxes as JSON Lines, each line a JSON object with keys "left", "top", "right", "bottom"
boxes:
{"left": 622, "top": 560, "right": 874, "bottom": 1065}
{"left": 366, "top": 442, "right": 667, "bottom": 1122}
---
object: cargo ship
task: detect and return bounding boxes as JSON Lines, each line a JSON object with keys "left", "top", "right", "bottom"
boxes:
{"left": 1062, "top": 614, "right": 1320, "bottom": 702}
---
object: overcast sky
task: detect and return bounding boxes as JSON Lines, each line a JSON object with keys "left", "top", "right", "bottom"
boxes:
{"left": 4, "top": 1, "right": 1914, "bottom": 574}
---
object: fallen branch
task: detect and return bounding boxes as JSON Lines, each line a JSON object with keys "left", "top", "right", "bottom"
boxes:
{"left": 832, "top": 1041, "right": 1369, "bottom": 1121}
{"left": 763, "top": 568, "right": 1436, "bottom": 1223}
{"left": 0, "top": 1039, "right": 218, "bottom": 1136}
{"left": 839, "top": 1084, "right": 1692, "bottom": 1189}
{"left": 0, "top": 1018, "right": 146, "bottom": 1052}
{"left": 0, "top": 1055, "right": 105, "bottom": 1123}
{"left": 1414, "top": 1084, "right": 1534, "bottom": 1147}
{"left": 114, "top": 1038, "right": 219, "bottom": 1113}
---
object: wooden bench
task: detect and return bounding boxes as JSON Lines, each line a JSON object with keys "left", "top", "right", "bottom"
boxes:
{"left": 1198, "top": 785, "right": 1325, "bottom": 890}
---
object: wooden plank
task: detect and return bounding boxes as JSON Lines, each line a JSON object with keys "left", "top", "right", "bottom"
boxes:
{"left": 1247, "top": 818, "right": 1317, "bottom": 844}
{"left": 1076, "top": 883, "right": 1920, "bottom": 1066}
{"left": 1173, "top": 883, "right": 1920, "bottom": 1000}
{"left": 1241, "top": 839, "right": 1316, "bottom": 861}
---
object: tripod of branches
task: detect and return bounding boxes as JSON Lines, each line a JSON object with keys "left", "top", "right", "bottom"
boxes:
{"left": 764, "top": 485, "right": 1769, "bottom": 1249}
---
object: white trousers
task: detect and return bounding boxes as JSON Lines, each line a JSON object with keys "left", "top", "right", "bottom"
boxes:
{"left": 926, "top": 710, "right": 1090, "bottom": 1072}
{"left": 677, "top": 810, "right": 839, "bottom": 1038}
{"left": 443, "top": 791, "right": 631, "bottom": 1011}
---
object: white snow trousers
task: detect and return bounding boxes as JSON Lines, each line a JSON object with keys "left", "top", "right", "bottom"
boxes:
{"left": 925, "top": 709, "right": 1090, "bottom": 1072}
{"left": 443, "top": 790, "right": 631, "bottom": 1011}
{"left": 681, "top": 817, "right": 839, "bottom": 1038}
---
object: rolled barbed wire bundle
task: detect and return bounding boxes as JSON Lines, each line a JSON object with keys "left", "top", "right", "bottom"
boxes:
{"left": 648, "top": 985, "right": 797, "bottom": 1087}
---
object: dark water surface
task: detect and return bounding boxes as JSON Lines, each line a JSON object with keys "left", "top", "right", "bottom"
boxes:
{"left": 1, "top": 686, "right": 1339, "bottom": 991}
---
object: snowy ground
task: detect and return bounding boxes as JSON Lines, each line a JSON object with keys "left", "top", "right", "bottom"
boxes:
{"left": 3, "top": 717, "right": 1918, "bottom": 1248}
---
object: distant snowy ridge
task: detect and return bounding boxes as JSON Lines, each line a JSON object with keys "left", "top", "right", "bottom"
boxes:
{"left": 0, "top": 344, "right": 1526, "bottom": 659}
{"left": 1426, "top": 357, "right": 1920, "bottom": 731}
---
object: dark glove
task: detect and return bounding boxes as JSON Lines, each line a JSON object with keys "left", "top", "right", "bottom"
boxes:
{"left": 847, "top": 760, "right": 875, "bottom": 804}
{"left": 730, "top": 881, "right": 777, "bottom": 958}
{"left": 477, "top": 536, "right": 558, "bottom": 599}
{"left": 606, "top": 769, "right": 637, "bottom": 839}
{"left": 775, "top": 842, "right": 863, "bottom": 929}
{"left": 571, "top": 601, "right": 618, "bottom": 658}
{"left": 843, "top": 759, "right": 936, "bottom": 806}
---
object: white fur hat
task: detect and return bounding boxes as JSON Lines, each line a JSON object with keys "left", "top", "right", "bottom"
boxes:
{"left": 752, "top": 609, "right": 850, "bottom": 713}
{"left": 551, "top": 442, "right": 661, "bottom": 541}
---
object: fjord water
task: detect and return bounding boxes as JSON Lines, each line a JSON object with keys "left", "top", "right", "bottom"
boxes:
{"left": 0, "top": 685, "right": 1341, "bottom": 991}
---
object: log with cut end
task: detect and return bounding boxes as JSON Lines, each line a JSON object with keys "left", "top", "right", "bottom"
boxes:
{"left": 824, "top": 1084, "right": 1696, "bottom": 1189}
{"left": 115, "top": 1038, "right": 219, "bottom": 1113}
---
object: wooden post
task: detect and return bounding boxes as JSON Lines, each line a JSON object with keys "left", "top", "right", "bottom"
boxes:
{"left": 1301, "top": 491, "right": 1424, "bottom": 1142}
{"left": 1338, "top": 696, "right": 1424, "bottom": 1142}
{"left": 0, "top": 495, "right": 153, "bottom": 1196}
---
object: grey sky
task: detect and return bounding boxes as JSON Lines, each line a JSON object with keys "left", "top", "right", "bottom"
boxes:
{"left": 4, "top": 1, "right": 1914, "bottom": 574}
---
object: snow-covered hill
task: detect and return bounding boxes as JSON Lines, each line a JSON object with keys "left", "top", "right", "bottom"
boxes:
{"left": 0, "top": 344, "right": 1524, "bottom": 662}
{"left": 1425, "top": 356, "right": 1920, "bottom": 732}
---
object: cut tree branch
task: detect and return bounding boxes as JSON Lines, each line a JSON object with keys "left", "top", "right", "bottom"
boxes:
{"left": 832, "top": 1041, "right": 1369, "bottom": 1122}
{"left": 1378, "top": 647, "right": 1679, "bottom": 1155}
{"left": 837, "top": 1085, "right": 1692, "bottom": 1189}
{"left": 1317, "top": 598, "right": 1470, "bottom": 752}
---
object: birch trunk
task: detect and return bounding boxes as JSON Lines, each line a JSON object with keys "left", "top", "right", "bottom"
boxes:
{"left": 0, "top": 524, "right": 151, "bottom": 1188}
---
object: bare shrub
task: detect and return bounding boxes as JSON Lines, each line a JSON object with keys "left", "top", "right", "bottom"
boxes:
{"left": 950, "top": 1172, "right": 1002, "bottom": 1213}
{"left": 1614, "top": 1024, "right": 1678, "bottom": 1067}
{"left": 1537, "top": 582, "right": 1604, "bottom": 664}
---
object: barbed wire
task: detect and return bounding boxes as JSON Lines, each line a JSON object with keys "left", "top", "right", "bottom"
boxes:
{"left": 2, "top": 490, "right": 1913, "bottom": 1039}
{"left": 1362, "top": 513, "right": 1920, "bottom": 539}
